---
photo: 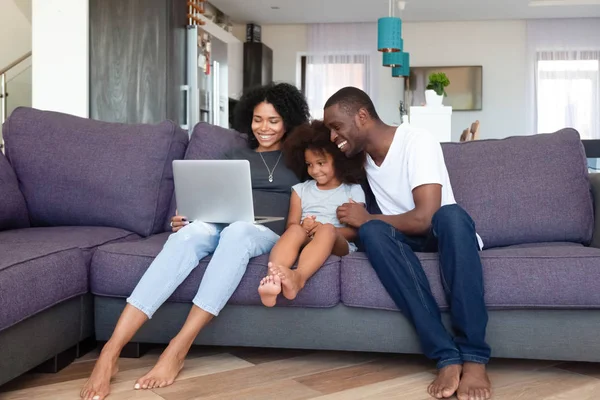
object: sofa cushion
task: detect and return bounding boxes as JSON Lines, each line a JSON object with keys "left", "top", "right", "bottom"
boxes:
{"left": 163, "top": 123, "right": 248, "bottom": 231}
{"left": 91, "top": 233, "right": 340, "bottom": 308}
{"left": 0, "top": 226, "right": 139, "bottom": 265}
{"left": 0, "top": 151, "right": 29, "bottom": 231}
{"left": 3, "top": 107, "right": 188, "bottom": 237}
{"left": 441, "top": 129, "right": 593, "bottom": 248}
{"left": 341, "top": 244, "right": 600, "bottom": 311}
{"left": 0, "top": 243, "right": 87, "bottom": 332}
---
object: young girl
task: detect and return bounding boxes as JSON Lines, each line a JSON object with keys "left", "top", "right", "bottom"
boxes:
{"left": 258, "top": 120, "right": 366, "bottom": 307}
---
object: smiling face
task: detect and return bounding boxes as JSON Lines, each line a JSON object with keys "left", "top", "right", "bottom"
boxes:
{"left": 251, "top": 101, "right": 285, "bottom": 151}
{"left": 324, "top": 104, "right": 368, "bottom": 157}
{"left": 305, "top": 149, "right": 339, "bottom": 189}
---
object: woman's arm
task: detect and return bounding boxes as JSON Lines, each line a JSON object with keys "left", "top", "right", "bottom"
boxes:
{"left": 286, "top": 190, "right": 303, "bottom": 229}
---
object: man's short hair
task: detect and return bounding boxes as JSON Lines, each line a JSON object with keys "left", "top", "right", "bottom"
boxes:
{"left": 324, "top": 86, "right": 380, "bottom": 121}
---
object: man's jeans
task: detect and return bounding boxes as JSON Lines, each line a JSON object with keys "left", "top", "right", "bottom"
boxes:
{"left": 358, "top": 204, "right": 491, "bottom": 369}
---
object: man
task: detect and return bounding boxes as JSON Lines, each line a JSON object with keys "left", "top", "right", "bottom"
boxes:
{"left": 325, "top": 86, "right": 491, "bottom": 400}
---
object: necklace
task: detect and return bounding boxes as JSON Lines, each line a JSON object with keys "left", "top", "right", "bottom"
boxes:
{"left": 258, "top": 152, "right": 282, "bottom": 183}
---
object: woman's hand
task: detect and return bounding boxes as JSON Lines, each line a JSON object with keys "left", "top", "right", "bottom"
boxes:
{"left": 171, "top": 215, "right": 189, "bottom": 232}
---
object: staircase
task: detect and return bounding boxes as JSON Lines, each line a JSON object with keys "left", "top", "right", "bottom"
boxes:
{"left": 0, "top": 0, "right": 32, "bottom": 149}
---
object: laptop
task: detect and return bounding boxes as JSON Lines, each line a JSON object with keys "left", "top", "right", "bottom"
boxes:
{"left": 172, "top": 160, "right": 283, "bottom": 225}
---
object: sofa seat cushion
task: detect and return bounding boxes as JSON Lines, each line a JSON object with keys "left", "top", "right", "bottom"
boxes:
{"left": 0, "top": 243, "right": 87, "bottom": 332}
{"left": 0, "top": 151, "right": 29, "bottom": 231}
{"left": 0, "top": 226, "right": 139, "bottom": 265}
{"left": 91, "top": 233, "right": 340, "bottom": 308}
{"left": 3, "top": 107, "right": 188, "bottom": 237}
{"left": 341, "top": 243, "right": 600, "bottom": 311}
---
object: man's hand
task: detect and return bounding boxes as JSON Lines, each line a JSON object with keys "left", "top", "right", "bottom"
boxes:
{"left": 337, "top": 200, "right": 371, "bottom": 228}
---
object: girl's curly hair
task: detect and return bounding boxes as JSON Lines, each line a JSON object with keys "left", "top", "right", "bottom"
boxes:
{"left": 233, "top": 82, "right": 310, "bottom": 149}
{"left": 283, "top": 120, "right": 366, "bottom": 184}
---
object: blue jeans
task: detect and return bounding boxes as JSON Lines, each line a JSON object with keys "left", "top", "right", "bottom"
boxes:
{"left": 127, "top": 221, "right": 279, "bottom": 318}
{"left": 358, "top": 204, "right": 490, "bottom": 369}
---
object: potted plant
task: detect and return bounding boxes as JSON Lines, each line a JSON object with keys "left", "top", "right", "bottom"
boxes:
{"left": 425, "top": 72, "right": 450, "bottom": 107}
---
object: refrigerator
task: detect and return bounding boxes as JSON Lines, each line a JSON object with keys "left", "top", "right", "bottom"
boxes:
{"left": 183, "top": 25, "right": 228, "bottom": 134}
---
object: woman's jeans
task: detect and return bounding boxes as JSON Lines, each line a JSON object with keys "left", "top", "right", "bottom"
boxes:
{"left": 127, "top": 221, "right": 279, "bottom": 318}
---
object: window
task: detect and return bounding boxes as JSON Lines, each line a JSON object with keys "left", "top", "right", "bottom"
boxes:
{"left": 301, "top": 54, "right": 370, "bottom": 119}
{"left": 536, "top": 51, "right": 600, "bottom": 140}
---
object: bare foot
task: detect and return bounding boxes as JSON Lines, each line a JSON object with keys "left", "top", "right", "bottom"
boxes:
{"left": 457, "top": 362, "right": 492, "bottom": 400}
{"left": 428, "top": 364, "right": 462, "bottom": 399}
{"left": 258, "top": 273, "right": 282, "bottom": 307}
{"left": 80, "top": 348, "right": 119, "bottom": 400}
{"left": 270, "top": 264, "right": 304, "bottom": 300}
{"left": 134, "top": 340, "right": 186, "bottom": 390}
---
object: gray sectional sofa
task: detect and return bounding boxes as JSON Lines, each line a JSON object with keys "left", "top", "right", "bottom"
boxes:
{"left": 1, "top": 106, "right": 600, "bottom": 387}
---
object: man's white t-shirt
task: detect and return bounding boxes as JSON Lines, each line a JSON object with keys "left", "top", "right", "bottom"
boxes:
{"left": 365, "top": 123, "right": 483, "bottom": 249}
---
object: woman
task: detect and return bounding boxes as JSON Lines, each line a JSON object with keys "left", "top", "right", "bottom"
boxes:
{"left": 81, "top": 82, "right": 310, "bottom": 400}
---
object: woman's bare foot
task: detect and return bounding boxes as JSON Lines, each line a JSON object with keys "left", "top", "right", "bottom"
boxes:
{"left": 258, "top": 273, "right": 282, "bottom": 307}
{"left": 457, "top": 362, "right": 492, "bottom": 400}
{"left": 80, "top": 347, "right": 119, "bottom": 400}
{"left": 269, "top": 264, "right": 304, "bottom": 300}
{"left": 428, "top": 364, "right": 462, "bottom": 399}
{"left": 134, "top": 340, "right": 186, "bottom": 390}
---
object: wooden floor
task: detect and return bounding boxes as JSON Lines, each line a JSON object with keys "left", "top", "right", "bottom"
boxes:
{"left": 2, "top": 345, "right": 600, "bottom": 399}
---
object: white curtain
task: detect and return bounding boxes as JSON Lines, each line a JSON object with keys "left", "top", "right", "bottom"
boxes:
{"left": 305, "top": 23, "right": 378, "bottom": 119}
{"left": 526, "top": 19, "right": 600, "bottom": 139}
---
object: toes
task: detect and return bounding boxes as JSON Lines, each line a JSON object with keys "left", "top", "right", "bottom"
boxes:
{"left": 134, "top": 382, "right": 141, "bottom": 390}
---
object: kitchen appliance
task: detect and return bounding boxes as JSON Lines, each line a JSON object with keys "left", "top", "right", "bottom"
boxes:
{"left": 183, "top": 25, "right": 228, "bottom": 133}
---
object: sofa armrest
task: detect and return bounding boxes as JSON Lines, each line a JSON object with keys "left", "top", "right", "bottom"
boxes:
{"left": 590, "top": 173, "right": 600, "bottom": 248}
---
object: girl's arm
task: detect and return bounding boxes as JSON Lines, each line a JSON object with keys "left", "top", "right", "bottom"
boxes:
{"left": 286, "top": 190, "right": 303, "bottom": 229}
{"left": 337, "top": 226, "right": 357, "bottom": 242}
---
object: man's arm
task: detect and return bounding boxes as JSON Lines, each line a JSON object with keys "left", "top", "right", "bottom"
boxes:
{"left": 337, "top": 184, "right": 442, "bottom": 236}
{"left": 369, "top": 184, "right": 442, "bottom": 236}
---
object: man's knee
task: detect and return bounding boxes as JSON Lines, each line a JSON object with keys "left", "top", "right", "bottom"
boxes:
{"left": 358, "top": 220, "right": 393, "bottom": 244}
{"left": 432, "top": 204, "right": 474, "bottom": 231}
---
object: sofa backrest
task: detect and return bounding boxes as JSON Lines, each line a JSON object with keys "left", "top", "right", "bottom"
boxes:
{"left": 0, "top": 150, "right": 29, "bottom": 231}
{"left": 3, "top": 107, "right": 188, "bottom": 237}
{"left": 163, "top": 122, "right": 247, "bottom": 231}
{"left": 441, "top": 128, "right": 593, "bottom": 248}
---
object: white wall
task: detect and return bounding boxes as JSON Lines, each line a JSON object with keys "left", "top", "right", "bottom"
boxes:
{"left": 231, "top": 21, "right": 528, "bottom": 140}
{"left": 403, "top": 20, "right": 527, "bottom": 140}
{"left": 32, "top": 0, "right": 89, "bottom": 118}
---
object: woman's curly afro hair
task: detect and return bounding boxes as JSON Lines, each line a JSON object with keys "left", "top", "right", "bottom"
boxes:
{"left": 283, "top": 120, "right": 366, "bottom": 184}
{"left": 233, "top": 82, "right": 310, "bottom": 149}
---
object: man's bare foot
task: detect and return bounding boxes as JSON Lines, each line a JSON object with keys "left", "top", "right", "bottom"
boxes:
{"left": 80, "top": 348, "right": 119, "bottom": 400}
{"left": 269, "top": 264, "right": 304, "bottom": 300}
{"left": 428, "top": 364, "right": 462, "bottom": 399}
{"left": 457, "top": 362, "right": 492, "bottom": 400}
{"left": 134, "top": 340, "right": 186, "bottom": 390}
{"left": 258, "top": 273, "right": 282, "bottom": 307}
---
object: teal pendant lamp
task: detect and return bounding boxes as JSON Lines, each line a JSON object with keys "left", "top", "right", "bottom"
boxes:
{"left": 392, "top": 52, "right": 410, "bottom": 77}
{"left": 378, "top": 17, "right": 402, "bottom": 52}
{"left": 382, "top": 40, "right": 404, "bottom": 66}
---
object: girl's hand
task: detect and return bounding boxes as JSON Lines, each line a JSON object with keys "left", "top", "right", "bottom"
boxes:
{"left": 307, "top": 221, "right": 323, "bottom": 237}
{"left": 301, "top": 215, "right": 317, "bottom": 235}
{"left": 170, "top": 215, "right": 189, "bottom": 232}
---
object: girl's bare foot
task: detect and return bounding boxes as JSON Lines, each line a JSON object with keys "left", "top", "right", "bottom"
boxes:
{"left": 80, "top": 348, "right": 119, "bottom": 400}
{"left": 258, "top": 273, "right": 282, "bottom": 307}
{"left": 428, "top": 364, "right": 462, "bottom": 399}
{"left": 457, "top": 362, "right": 492, "bottom": 400}
{"left": 270, "top": 264, "right": 304, "bottom": 300}
{"left": 134, "top": 340, "right": 186, "bottom": 390}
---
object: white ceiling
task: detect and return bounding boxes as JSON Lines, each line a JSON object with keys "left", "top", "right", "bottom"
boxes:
{"left": 210, "top": 0, "right": 600, "bottom": 24}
